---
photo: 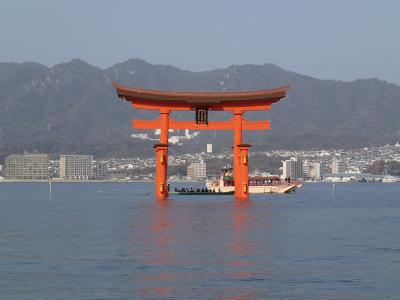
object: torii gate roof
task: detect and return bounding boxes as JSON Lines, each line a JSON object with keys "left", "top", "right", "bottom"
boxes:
{"left": 113, "top": 82, "right": 290, "bottom": 104}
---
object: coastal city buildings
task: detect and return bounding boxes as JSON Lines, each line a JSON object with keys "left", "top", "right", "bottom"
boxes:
{"left": 4, "top": 153, "right": 49, "bottom": 180}
{"left": 60, "top": 155, "right": 93, "bottom": 180}
{"left": 303, "top": 161, "right": 313, "bottom": 179}
{"left": 187, "top": 159, "right": 207, "bottom": 180}
{"left": 1, "top": 142, "right": 400, "bottom": 182}
{"left": 332, "top": 158, "right": 347, "bottom": 174}
{"left": 282, "top": 158, "right": 303, "bottom": 179}
{"left": 96, "top": 161, "right": 109, "bottom": 180}
{"left": 298, "top": 161, "right": 331, "bottom": 181}
{"left": 311, "top": 162, "right": 324, "bottom": 181}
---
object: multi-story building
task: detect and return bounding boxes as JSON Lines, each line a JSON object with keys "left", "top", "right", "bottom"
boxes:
{"left": 49, "top": 160, "right": 60, "bottom": 178}
{"left": 5, "top": 153, "right": 49, "bottom": 180}
{"left": 332, "top": 158, "right": 347, "bottom": 174}
{"left": 310, "top": 162, "right": 325, "bottom": 180}
{"left": 96, "top": 161, "right": 109, "bottom": 180}
{"left": 303, "top": 161, "right": 312, "bottom": 179}
{"left": 282, "top": 158, "right": 303, "bottom": 179}
{"left": 60, "top": 155, "right": 93, "bottom": 180}
{"left": 187, "top": 159, "right": 207, "bottom": 180}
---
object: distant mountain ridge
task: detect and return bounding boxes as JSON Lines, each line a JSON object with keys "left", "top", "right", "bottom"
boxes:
{"left": 0, "top": 58, "right": 399, "bottom": 159}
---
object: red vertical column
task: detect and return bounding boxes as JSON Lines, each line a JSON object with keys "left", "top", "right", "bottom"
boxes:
{"left": 237, "top": 144, "right": 251, "bottom": 200}
{"left": 233, "top": 111, "right": 243, "bottom": 199}
{"left": 154, "top": 144, "right": 169, "bottom": 200}
{"left": 155, "top": 110, "right": 170, "bottom": 200}
{"left": 159, "top": 110, "right": 170, "bottom": 144}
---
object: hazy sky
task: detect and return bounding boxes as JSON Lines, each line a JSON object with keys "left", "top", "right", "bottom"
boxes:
{"left": 1, "top": 0, "right": 400, "bottom": 83}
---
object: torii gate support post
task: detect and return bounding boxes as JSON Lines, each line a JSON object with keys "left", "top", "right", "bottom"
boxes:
{"left": 154, "top": 109, "right": 170, "bottom": 201}
{"left": 233, "top": 111, "right": 243, "bottom": 199}
{"left": 154, "top": 143, "right": 169, "bottom": 200}
{"left": 237, "top": 144, "right": 251, "bottom": 200}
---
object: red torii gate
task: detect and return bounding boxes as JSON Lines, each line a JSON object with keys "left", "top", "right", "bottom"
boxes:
{"left": 113, "top": 82, "right": 289, "bottom": 200}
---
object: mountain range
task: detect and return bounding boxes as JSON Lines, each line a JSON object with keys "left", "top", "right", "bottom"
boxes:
{"left": 0, "top": 58, "right": 399, "bottom": 160}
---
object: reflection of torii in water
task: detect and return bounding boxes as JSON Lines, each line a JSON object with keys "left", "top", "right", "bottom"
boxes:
{"left": 113, "top": 83, "right": 290, "bottom": 200}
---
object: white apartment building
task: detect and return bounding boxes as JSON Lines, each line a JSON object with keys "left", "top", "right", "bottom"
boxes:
{"left": 60, "top": 155, "right": 93, "bottom": 180}
{"left": 187, "top": 159, "right": 207, "bottom": 180}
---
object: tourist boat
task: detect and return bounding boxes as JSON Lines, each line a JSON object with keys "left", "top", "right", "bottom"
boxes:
{"left": 382, "top": 175, "right": 399, "bottom": 183}
{"left": 206, "top": 167, "right": 300, "bottom": 194}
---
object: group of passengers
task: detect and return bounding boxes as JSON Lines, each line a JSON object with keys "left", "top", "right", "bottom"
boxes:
{"left": 284, "top": 177, "right": 291, "bottom": 183}
{"left": 174, "top": 187, "right": 222, "bottom": 193}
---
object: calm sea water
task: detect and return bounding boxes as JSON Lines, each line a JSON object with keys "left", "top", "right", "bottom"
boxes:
{"left": 0, "top": 182, "right": 399, "bottom": 299}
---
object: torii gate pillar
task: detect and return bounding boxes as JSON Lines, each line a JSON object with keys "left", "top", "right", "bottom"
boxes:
{"left": 154, "top": 110, "right": 170, "bottom": 200}
{"left": 233, "top": 111, "right": 243, "bottom": 199}
{"left": 237, "top": 144, "right": 251, "bottom": 200}
{"left": 154, "top": 143, "right": 169, "bottom": 200}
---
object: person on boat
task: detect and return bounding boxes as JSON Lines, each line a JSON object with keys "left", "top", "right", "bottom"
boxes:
{"left": 218, "top": 188, "right": 222, "bottom": 193}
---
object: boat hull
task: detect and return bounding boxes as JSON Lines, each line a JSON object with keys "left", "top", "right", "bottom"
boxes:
{"left": 206, "top": 183, "right": 298, "bottom": 194}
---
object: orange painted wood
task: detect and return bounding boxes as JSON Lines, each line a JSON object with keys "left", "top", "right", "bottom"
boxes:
{"left": 131, "top": 101, "right": 272, "bottom": 111}
{"left": 113, "top": 82, "right": 289, "bottom": 103}
{"left": 154, "top": 144, "right": 168, "bottom": 200}
{"left": 159, "top": 112, "right": 169, "bottom": 144}
{"left": 237, "top": 144, "right": 251, "bottom": 200}
{"left": 132, "top": 118, "right": 270, "bottom": 130}
{"left": 233, "top": 112, "right": 243, "bottom": 199}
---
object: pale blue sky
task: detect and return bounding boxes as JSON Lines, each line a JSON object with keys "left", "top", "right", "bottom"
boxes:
{"left": 1, "top": 0, "right": 399, "bottom": 83}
